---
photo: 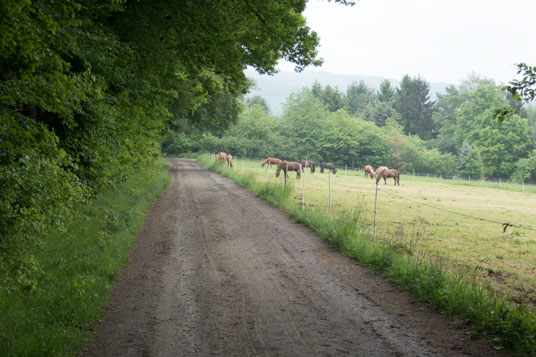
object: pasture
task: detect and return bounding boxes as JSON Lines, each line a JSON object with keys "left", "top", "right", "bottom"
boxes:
{"left": 220, "top": 158, "right": 536, "bottom": 310}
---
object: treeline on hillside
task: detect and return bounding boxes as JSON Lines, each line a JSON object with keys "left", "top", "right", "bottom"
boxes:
{"left": 1, "top": 1, "right": 333, "bottom": 278}
{"left": 165, "top": 75, "right": 536, "bottom": 181}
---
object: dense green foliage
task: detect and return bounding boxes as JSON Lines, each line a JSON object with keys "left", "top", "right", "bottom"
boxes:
{"left": 182, "top": 90, "right": 454, "bottom": 173}
{"left": 172, "top": 74, "right": 535, "bottom": 182}
{"left": 1, "top": 0, "right": 330, "bottom": 282}
{"left": 495, "top": 63, "right": 536, "bottom": 121}
{"left": 0, "top": 159, "right": 170, "bottom": 356}
{"left": 394, "top": 75, "right": 435, "bottom": 140}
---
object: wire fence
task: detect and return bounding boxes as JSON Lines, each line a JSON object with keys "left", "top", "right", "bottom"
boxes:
{"left": 211, "top": 154, "right": 536, "bottom": 233}
{"left": 208, "top": 153, "right": 536, "bottom": 309}
{"left": 212, "top": 154, "right": 536, "bottom": 193}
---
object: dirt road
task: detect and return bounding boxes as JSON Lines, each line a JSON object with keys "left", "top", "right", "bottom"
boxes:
{"left": 86, "top": 158, "right": 508, "bottom": 356}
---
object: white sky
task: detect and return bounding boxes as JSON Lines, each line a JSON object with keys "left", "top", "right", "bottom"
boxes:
{"left": 277, "top": 0, "right": 536, "bottom": 85}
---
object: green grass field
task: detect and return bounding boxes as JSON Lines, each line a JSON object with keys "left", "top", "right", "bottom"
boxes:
{"left": 222, "top": 157, "right": 536, "bottom": 311}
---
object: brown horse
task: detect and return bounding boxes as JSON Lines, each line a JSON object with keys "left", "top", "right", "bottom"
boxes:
{"left": 376, "top": 168, "right": 400, "bottom": 185}
{"left": 298, "top": 160, "right": 315, "bottom": 173}
{"left": 374, "top": 166, "right": 388, "bottom": 178}
{"left": 364, "top": 165, "right": 375, "bottom": 179}
{"left": 216, "top": 152, "right": 227, "bottom": 162}
{"left": 261, "top": 157, "right": 283, "bottom": 167}
{"left": 226, "top": 154, "right": 234, "bottom": 168}
{"left": 275, "top": 161, "right": 302, "bottom": 179}
{"left": 319, "top": 162, "right": 337, "bottom": 174}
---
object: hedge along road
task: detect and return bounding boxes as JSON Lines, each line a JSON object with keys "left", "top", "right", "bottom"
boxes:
{"left": 86, "top": 159, "right": 509, "bottom": 356}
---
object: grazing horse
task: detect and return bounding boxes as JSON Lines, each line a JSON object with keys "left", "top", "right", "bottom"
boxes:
{"left": 364, "top": 165, "right": 375, "bottom": 179}
{"left": 298, "top": 160, "right": 316, "bottom": 173}
{"left": 226, "top": 154, "right": 234, "bottom": 168}
{"left": 216, "top": 152, "right": 227, "bottom": 162}
{"left": 261, "top": 157, "right": 283, "bottom": 167}
{"left": 374, "top": 166, "right": 388, "bottom": 178}
{"left": 376, "top": 168, "right": 400, "bottom": 185}
{"left": 319, "top": 162, "right": 337, "bottom": 174}
{"left": 275, "top": 161, "right": 302, "bottom": 179}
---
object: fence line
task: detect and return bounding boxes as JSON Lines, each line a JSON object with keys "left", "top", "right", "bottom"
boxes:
{"left": 213, "top": 155, "right": 536, "bottom": 185}
{"left": 211, "top": 155, "right": 535, "bottom": 236}
{"left": 303, "top": 167, "right": 536, "bottom": 233}
{"left": 379, "top": 187, "right": 536, "bottom": 233}
{"left": 212, "top": 154, "right": 536, "bottom": 224}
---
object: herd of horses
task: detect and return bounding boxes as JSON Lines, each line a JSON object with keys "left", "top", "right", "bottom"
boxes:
{"left": 216, "top": 152, "right": 400, "bottom": 185}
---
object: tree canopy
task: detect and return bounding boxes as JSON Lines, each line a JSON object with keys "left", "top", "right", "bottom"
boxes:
{"left": 187, "top": 74, "right": 535, "bottom": 183}
{"left": 494, "top": 63, "right": 536, "bottom": 121}
{"left": 1, "top": 0, "right": 340, "bottom": 270}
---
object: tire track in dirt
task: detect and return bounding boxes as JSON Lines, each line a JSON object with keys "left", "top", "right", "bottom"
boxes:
{"left": 85, "top": 158, "right": 511, "bottom": 356}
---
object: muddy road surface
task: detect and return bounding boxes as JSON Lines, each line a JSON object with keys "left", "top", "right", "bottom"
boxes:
{"left": 86, "top": 158, "right": 508, "bottom": 356}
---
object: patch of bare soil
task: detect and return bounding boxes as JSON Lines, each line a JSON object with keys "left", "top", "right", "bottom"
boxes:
{"left": 85, "top": 159, "right": 511, "bottom": 356}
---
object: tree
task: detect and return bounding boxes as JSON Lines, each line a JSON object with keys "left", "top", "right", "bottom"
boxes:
{"left": 476, "top": 114, "right": 534, "bottom": 177}
{"left": 494, "top": 63, "right": 536, "bottom": 121}
{"left": 310, "top": 82, "right": 345, "bottom": 112}
{"left": 280, "top": 89, "right": 330, "bottom": 161}
{"left": 454, "top": 78, "right": 507, "bottom": 150}
{"left": 369, "top": 102, "right": 399, "bottom": 127}
{"left": 344, "top": 81, "right": 376, "bottom": 116}
{"left": 317, "top": 111, "right": 389, "bottom": 167}
{"left": 431, "top": 85, "right": 464, "bottom": 154}
{"left": 394, "top": 75, "right": 435, "bottom": 140}
{"left": 456, "top": 142, "right": 484, "bottom": 178}
{"left": 511, "top": 149, "right": 536, "bottom": 183}
{"left": 528, "top": 107, "right": 536, "bottom": 141}
{"left": 246, "top": 95, "right": 271, "bottom": 114}
{"left": 1, "top": 0, "right": 344, "bottom": 272}
{"left": 377, "top": 79, "right": 395, "bottom": 104}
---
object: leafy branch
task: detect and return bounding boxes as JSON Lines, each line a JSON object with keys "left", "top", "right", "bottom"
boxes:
{"left": 494, "top": 63, "right": 536, "bottom": 122}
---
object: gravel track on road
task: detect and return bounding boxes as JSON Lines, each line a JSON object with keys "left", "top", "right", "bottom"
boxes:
{"left": 86, "top": 158, "right": 509, "bottom": 356}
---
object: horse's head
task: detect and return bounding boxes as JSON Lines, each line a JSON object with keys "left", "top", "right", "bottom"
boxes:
{"left": 275, "top": 166, "right": 282, "bottom": 177}
{"left": 332, "top": 168, "right": 337, "bottom": 174}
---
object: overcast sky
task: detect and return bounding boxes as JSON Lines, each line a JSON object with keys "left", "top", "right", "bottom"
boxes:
{"left": 277, "top": 0, "right": 536, "bottom": 85}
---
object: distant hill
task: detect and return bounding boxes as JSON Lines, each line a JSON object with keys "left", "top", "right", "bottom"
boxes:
{"left": 245, "top": 68, "right": 452, "bottom": 116}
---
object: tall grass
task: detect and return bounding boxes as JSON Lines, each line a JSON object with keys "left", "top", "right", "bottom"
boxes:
{"left": 0, "top": 159, "right": 170, "bottom": 356}
{"left": 198, "top": 154, "right": 536, "bottom": 355}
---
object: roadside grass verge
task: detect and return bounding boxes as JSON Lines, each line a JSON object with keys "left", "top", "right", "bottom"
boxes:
{"left": 0, "top": 158, "right": 170, "bottom": 356}
{"left": 198, "top": 154, "right": 536, "bottom": 355}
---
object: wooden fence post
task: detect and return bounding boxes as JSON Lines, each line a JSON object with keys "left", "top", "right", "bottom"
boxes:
{"left": 373, "top": 182, "right": 379, "bottom": 243}
{"left": 302, "top": 158, "right": 307, "bottom": 209}
{"left": 329, "top": 170, "right": 332, "bottom": 217}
